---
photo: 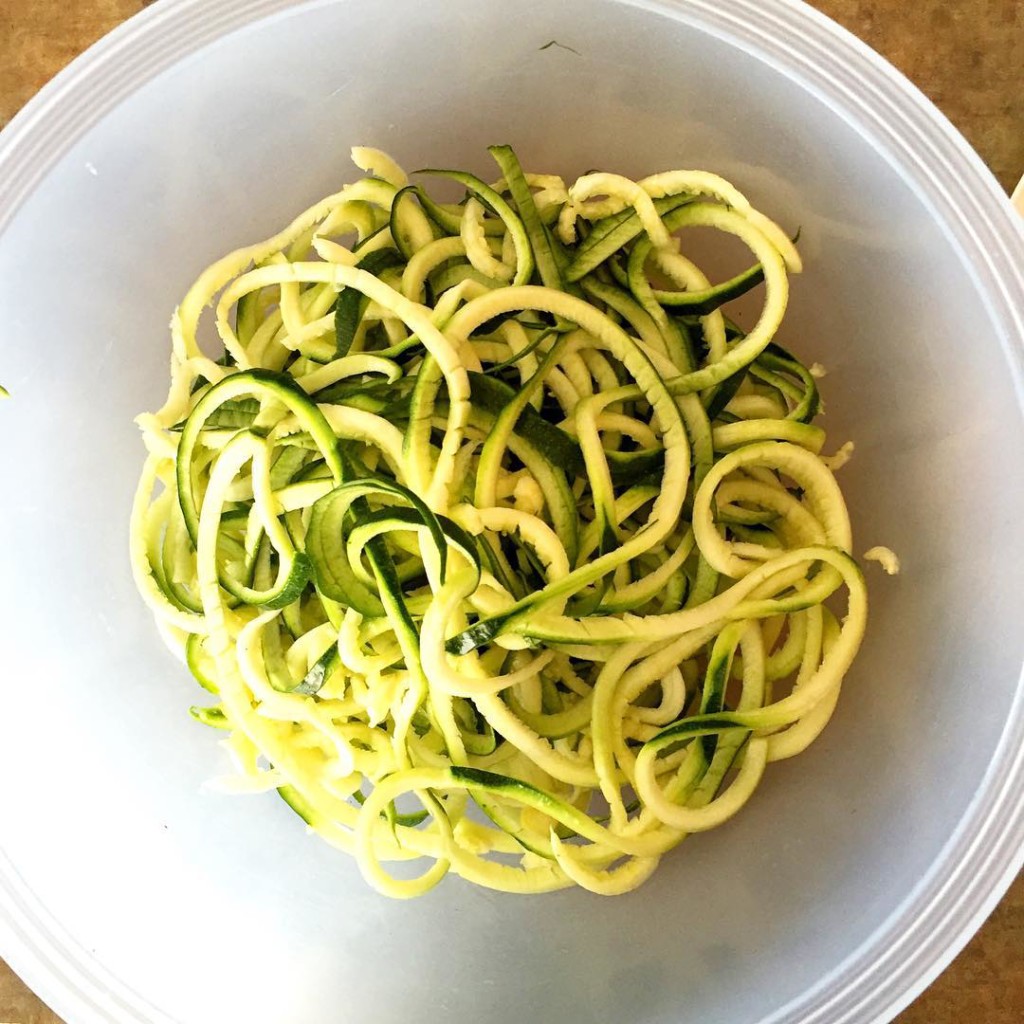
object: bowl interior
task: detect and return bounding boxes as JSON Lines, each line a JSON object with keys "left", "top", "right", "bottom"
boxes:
{"left": 1, "top": 2, "right": 1022, "bottom": 1023}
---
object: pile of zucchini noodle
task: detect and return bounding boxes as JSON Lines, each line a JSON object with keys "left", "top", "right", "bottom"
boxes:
{"left": 131, "top": 145, "right": 895, "bottom": 898}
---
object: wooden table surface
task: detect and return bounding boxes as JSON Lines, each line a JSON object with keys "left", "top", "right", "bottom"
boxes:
{"left": 1, "top": 1, "right": 1022, "bottom": 1021}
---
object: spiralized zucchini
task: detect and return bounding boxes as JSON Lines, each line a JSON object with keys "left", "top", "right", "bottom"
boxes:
{"left": 131, "top": 145, "right": 876, "bottom": 897}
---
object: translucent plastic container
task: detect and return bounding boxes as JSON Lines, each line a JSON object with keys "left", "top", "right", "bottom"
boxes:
{"left": 1, "top": 2, "right": 1022, "bottom": 1022}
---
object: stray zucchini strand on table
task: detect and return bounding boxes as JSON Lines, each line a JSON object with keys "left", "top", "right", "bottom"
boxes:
{"left": 131, "top": 145, "right": 889, "bottom": 897}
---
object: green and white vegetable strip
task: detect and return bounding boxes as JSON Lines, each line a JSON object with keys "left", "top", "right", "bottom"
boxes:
{"left": 131, "top": 146, "right": 882, "bottom": 898}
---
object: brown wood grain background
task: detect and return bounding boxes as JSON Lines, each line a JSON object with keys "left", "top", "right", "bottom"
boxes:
{"left": 0, "top": 1, "right": 1021, "bottom": 1022}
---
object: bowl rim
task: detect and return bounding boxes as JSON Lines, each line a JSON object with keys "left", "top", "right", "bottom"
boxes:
{"left": 1, "top": 1, "right": 1022, "bottom": 1022}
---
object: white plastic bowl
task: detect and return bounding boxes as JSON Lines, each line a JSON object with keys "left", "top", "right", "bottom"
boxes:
{"left": 1, "top": 2, "right": 1022, "bottom": 1022}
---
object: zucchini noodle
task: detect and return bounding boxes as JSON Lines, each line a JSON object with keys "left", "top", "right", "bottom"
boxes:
{"left": 131, "top": 145, "right": 880, "bottom": 898}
